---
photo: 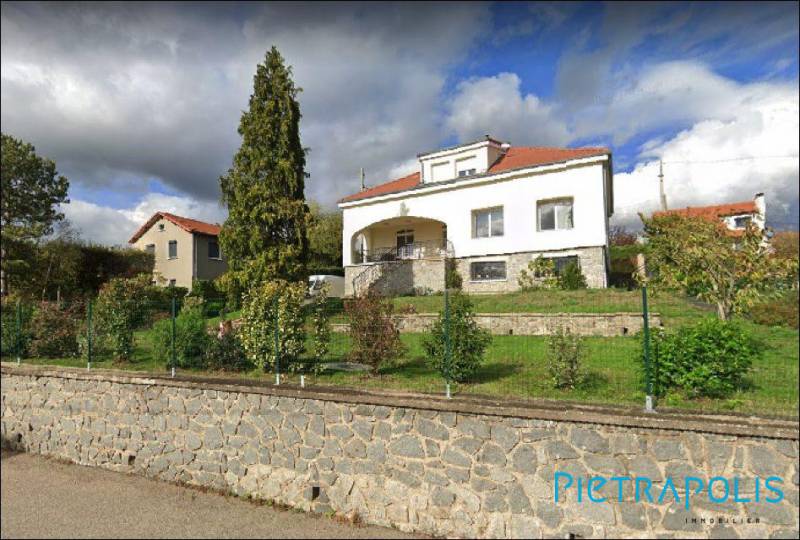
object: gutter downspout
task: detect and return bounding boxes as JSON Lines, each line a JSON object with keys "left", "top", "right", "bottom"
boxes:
{"left": 192, "top": 234, "right": 197, "bottom": 286}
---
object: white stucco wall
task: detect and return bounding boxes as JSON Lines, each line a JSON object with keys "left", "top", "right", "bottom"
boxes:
{"left": 340, "top": 157, "right": 612, "bottom": 266}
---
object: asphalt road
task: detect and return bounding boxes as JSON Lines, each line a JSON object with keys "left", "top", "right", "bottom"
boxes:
{"left": 1, "top": 450, "right": 422, "bottom": 539}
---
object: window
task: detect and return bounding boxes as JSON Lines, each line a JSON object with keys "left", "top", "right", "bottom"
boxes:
{"left": 168, "top": 279, "right": 176, "bottom": 287}
{"left": 458, "top": 168, "right": 476, "bottom": 177}
{"left": 396, "top": 229, "right": 415, "bottom": 258}
{"left": 145, "top": 244, "right": 155, "bottom": 255}
{"left": 472, "top": 207, "right": 504, "bottom": 238}
{"left": 168, "top": 240, "right": 177, "bottom": 259}
{"left": 470, "top": 261, "right": 507, "bottom": 281}
{"left": 549, "top": 256, "right": 579, "bottom": 275}
{"left": 208, "top": 240, "right": 220, "bottom": 259}
{"left": 158, "top": 223, "right": 165, "bottom": 232}
{"left": 538, "top": 199, "right": 574, "bottom": 231}
{"left": 733, "top": 216, "right": 752, "bottom": 229}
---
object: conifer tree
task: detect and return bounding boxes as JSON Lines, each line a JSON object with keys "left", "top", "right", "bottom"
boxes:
{"left": 219, "top": 46, "right": 309, "bottom": 295}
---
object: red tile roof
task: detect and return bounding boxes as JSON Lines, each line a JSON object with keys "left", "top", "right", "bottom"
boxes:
{"left": 653, "top": 201, "right": 758, "bottom": 220}
{"left": 338, "top": 146, "right": 609, "bottom": 203}
{"left": 128, "top": 212, "right": 222, "bottom": 244}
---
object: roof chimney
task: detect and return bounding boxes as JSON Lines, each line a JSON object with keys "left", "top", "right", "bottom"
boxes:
{"left": 754, "top": 192, "right": 765, "bottom": 218}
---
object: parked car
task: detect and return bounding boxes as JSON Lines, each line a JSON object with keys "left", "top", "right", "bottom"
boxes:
{"left": 307, "top": 275, "right": 345, "bottom": 298}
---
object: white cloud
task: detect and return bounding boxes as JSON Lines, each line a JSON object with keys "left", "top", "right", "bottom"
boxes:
{"left": 612, "top": 83, "right": 799, "bottom": 228}
{"left": 446, "top": 72, "right": 569, "bottom": 145}
{"left": 63, "top": 194, "right": 227, "bottom": 246}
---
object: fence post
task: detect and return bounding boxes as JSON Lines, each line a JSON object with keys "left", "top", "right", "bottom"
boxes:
{"left": 274, "top": 295, "right": 280, "bottom": 386}
{"left": 444, "top": 288, "right": 451, "bottom": 399}
{"left": 87, "top": 300, "right": 93, "bottom": 370}
{"left": 642, "top": 285, "right": 654, "bottom": 412}
{"left": 16, "top": 300, "right": 22, "bottom": 366}
{"left": 171, "top": 296, "right": 176, "bottom": 377}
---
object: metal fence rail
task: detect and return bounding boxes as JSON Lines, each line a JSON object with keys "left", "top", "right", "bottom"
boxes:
{"left": 1, "top": 284, "right": 797, "bottom": 419}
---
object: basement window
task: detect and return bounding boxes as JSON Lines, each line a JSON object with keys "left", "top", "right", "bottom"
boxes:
{"left": 470, "top": 261, "right": 507, "bottom": 281}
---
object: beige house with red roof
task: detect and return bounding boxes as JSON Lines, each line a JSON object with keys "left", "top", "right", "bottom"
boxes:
{"left": 338, "top": 136, "right": 614, "bottom": 296}
{"left": 129, "top": 212, "right": 226, "bottom": 288}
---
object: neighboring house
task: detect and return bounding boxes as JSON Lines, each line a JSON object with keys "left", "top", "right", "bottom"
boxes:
{"left": 129, "top": 212, "right": 227, "bottom": 288}
{"left": 653, "top": 193, "right": 766, "bottom": 236}
{"left": 338, "top": 136, "right": 614, "bottom": 296}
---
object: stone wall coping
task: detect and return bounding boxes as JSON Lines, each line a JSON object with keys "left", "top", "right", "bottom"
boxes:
{"left": 3, "top": 362, "right": 797, "bottom": 440}
{"left": 387, "top": 312, "right": 659, "bottom": 317}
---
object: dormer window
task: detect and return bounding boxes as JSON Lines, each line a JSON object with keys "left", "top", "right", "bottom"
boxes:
{"left": 458, "top": 168, "right": 476, "bottom": 177}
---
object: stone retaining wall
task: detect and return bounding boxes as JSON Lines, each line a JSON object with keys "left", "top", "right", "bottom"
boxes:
{"left": 1, "top": 364, "right": 798, "bottom": 539}
{"left": 332, "top": 312, "right": 662, "bottom": 337}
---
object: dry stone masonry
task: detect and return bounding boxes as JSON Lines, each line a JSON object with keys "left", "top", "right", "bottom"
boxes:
{"left": 332, "top": 312, "right": 662, "bottom": 337}
{"left": 1, "top": 365, "right": 798, "bottom": 539}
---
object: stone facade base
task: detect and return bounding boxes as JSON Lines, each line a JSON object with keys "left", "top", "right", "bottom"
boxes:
{"left": 332, "top": 312, "right": 661, "bottom": 337}
{"left": 345, "top": 259, "right": 445, "bottom": 297}
{"left": 345, "top": 247, "right": 608, "bottom": 297}
{"left": 456, "top": 246, "right": 608, "bottom": 294}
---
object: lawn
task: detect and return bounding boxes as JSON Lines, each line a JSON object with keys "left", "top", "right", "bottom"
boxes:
{"left": 8, "top": 289, "right": 798, "bottom": 418}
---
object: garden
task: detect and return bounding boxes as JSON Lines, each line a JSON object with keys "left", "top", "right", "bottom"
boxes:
{"left": 3, "top": 276, "right": 797, "bottom": 419}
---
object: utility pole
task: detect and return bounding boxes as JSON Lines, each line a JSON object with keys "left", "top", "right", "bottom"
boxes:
{"left": 360, "top": 167, "right": 366, "bottom": 191}
{"left": 658, "top": 160, "right": 668, "bottom": 211}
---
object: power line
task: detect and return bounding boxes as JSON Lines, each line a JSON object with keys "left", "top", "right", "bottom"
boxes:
{"left": 663, "top": 155, "right": 799, "bottom": 165}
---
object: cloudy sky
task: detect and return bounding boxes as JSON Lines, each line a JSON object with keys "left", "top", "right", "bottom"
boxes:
{"left": 2, "top": 1, "right": 798, "bottom": 245}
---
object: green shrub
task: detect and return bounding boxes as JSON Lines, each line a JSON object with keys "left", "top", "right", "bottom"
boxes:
{"left": 94, "top": 274, "right": 151, "bottom": 362}
{"left": 647, "top": 318, "right": 759, "bottom": 398}
{"left": 423, "top": 292, "right": 491, "bottom": 383}
{"left": 445, "top": 259, "right": 463, "bottom": 290}
{"left": 547, "top": 327, "right": 586, "bottom": 389}
{"left": 558, "top": 261, "right": 587, "bottom": 290}
{"left": 345, "top": 292, "right": 404, "bottom": 374}
{"left": 239, "top": 280, "right": 306, "bottom": 372}
{"left": 151, "top": 297, "right": 210, "bottom": 369}
{"left": 309, "top": 284, "right": 332, "bottom": 370}
{"left": 0, "top": 298, "right": 33, "bottom": 357}
{"left": 204, "top": 328, "right": 251, "bottom": 372}
{"left": 28, "top": 301, "right": 82, "bottom": 358}
{"left": 747, "top": 290, "right": 799, "bottom": 329}
{"left": 518, "top": 256, "right": 558, "bottom": 290}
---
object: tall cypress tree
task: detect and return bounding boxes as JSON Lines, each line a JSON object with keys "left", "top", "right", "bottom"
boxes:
{"left": 219, "top": 47, "right": 309, "bottom": 295}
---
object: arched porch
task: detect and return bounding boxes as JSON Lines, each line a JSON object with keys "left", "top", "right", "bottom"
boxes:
{"left": 350, "top": 216, "right": 453, "bottom": 265}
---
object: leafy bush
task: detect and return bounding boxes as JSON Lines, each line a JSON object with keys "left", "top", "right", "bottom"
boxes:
{"left": 204, "top": 327, "right": 251, "bottom": 372}
{"left": 28, "top": 301, "right": 83, "bottom": 358}
{"left": 345, "top": 292, "right": 404, "bottom": 374}
{"left": 445, "top": 259, "right": 463, "bottom": 290}
{"left": 518, "top": 256, "right": 558, "bottom": 290}
{"left": 238, "top": 280, "right": 306, "bottom": 372}
{"left": 93, "top": 275, "right": 151, "bottom": 362}
{"left": 558, "top": 261, "right": 588, "bottom": 290}
{"left": 309, "top": 284, "right": 332, "bottom": 370}
{"left": 151, "top": 297, "right": 210, "bottom": 369}
{"left": 647, "top": 318, "right": 759, "bottom": 398}
{"left": 423, "top": 292, "right": 490, "bottom": 383}
{"left": 0, "top": 298, "right": 33, "bottom": 357}
{"left": 747, "top": 290, "right": 799, "bottom": 329}
{"left": 547, "top": 327, "right": 586, "bottom": 389}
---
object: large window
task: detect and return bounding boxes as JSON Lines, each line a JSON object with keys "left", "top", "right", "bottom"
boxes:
{"left": 168, "top": 240, "right": 177, "bottom": 259}
{"left": 472, "top": 207, "right": 504, "bottom": 238}
{"left": 538, "top": 199, "right": 574, "bottom": 231}
{"left": 733, "top": 216, "right": 752, "bottom": 229}
{"left": 208, "top": 240, "right": 220, "bottom": 259}
{"left": 549, "top": 255, "right": 579, "bottom": 274}
{"left": 470, "top": 261, "right": 507, "bottom": 281}
{"left": 145, "top": 244, "right": 155, "bottom": 256}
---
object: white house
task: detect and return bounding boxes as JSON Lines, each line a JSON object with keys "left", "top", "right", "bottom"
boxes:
{"left": 653, "top": 193, "right": 766, "bottom": 234}
{"left": 338, "top": 136, "right": 614, "bottom": 296}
